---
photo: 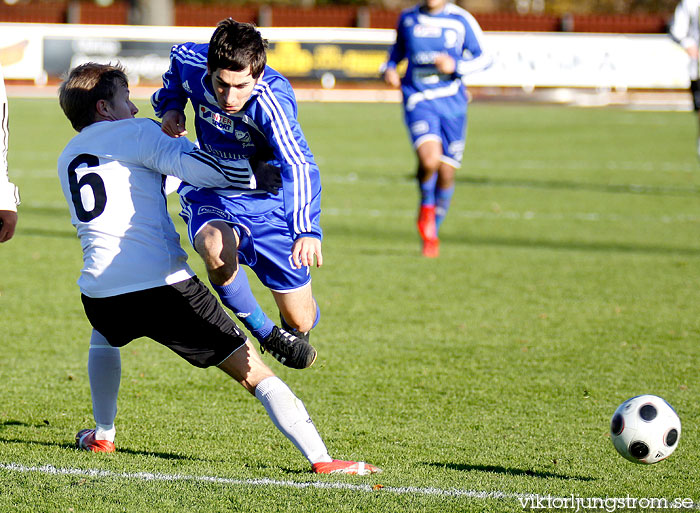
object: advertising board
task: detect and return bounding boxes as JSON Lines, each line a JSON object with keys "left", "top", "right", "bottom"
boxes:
{"left": 0, "top": 23, "right": 692, "bottom": 90}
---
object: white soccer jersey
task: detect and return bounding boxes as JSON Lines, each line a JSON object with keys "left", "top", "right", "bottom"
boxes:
{"left": 58, "top": 117, "right": 254, "bottom": 298}
{"left": 670, "top": 0, "right": 700, "bottom": 80}
{"left": 0, "top": 64, "right": 19, "bottom": 212}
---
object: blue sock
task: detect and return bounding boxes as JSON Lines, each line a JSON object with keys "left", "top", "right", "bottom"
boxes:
{"left": 212, "top": 269, "right": 274, "bottom": 342}
{"left": 435, "top": 185, "right": 455, "bottom": 233}
{"left": 419, "top": 173, "right": 438, "bottom": 206}
{"left": 311, "top": 300, "right": 321, "bottom": 330}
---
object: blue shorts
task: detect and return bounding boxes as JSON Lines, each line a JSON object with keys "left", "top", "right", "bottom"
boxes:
{"left": 404, "top": 101, "right": 467, "bottom": 168}
{"left": 179, "top": 188, "right": 311, "bottom": 293}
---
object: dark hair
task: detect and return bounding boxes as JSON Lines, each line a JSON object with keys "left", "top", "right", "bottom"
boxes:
{"left": 208, "top": 18, "right": 268, "bottom": 79}
{"left": 58, "top": 62, "right": 129, "bottom": 132}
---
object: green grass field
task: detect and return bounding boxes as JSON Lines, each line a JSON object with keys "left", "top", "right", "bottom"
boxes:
{"left": 1, "top": 97, "right": 699, "bottom": 512}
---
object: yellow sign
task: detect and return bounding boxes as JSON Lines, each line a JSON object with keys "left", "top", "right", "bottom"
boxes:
{"left": 267, "top": 41, "right": 314, "bottom": 75}
{"left": 266, "top": 40, "right": 389, "bottom": 79}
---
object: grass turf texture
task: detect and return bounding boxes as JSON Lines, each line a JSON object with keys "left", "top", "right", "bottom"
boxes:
{"left": 0, "top": 98, "right": 699, "bottom": 512}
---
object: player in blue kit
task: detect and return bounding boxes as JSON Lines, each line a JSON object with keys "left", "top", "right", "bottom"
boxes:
{"left": 383, "top": 0, "right": 491, "bottom": 257}
{"left": 58, "top": 62, "right": 381, "bottom": 474}
{"left": 152, "top": 20, "right": 321, "bottom": 369}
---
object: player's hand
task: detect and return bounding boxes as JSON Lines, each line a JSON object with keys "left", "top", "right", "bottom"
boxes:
{"left": 686, "top": 44, "right": 699, "bottom": 60}
{"left": 434, "top": 53, "right": 456, "bottom": 74}
{"left": 250, "top": 157, "right": 282, "bottom": 195}
{"left": 291, "top": 237, "right": 323, "bottom": 269}
{"left": 0, "top": 210, "right": 18, "bottom": 242}
{"left": 161, "top": 110, "right": 188, "bottom": 138}
{"left": 383, "top": 68, "right": 401, "bottom": 88}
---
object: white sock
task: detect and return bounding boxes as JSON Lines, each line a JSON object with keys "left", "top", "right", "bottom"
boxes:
{"left": 88, "top": 330, "right": 120, "bottom": 442}
{"left": 95, "top": 424, "right": 116, "bottom": 442}
{"left": 255, "top": 376, "right": 332, "bottom": 464}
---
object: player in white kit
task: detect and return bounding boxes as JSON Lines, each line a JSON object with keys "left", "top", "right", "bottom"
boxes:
{"left": 57, "top": 62, "right": 380, "bottom": 475}
{"left": 0, "top": 63, "right": 20, "bottom": 242}
{"left": 670, "top": 0, "right": 700, "bottom": 158}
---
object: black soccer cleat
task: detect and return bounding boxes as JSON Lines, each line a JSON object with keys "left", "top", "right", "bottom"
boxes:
{"left": 280, "top": 314, "right": 310, "bottom": 343}
{"left": 260, "top": 326, "right": 317, "bottom": 369}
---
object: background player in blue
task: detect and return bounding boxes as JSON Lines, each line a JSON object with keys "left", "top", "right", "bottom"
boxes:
{"left": 152, "top": 20, "right": 322, "bottom": 370}
{"left": 383, "top": 0, "right": 491, "bottom": 257}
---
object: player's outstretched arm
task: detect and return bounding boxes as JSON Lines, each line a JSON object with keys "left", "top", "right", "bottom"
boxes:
{"left": 291, "top": 236, "right": 322, "bottom": 269}
{"left": 133, "top": 119, "right": 251, "bottom": 189}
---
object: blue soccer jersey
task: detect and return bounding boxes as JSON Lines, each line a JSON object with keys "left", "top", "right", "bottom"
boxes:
{"left": 151, "top": 42, "right": 322, "bottom": 241}
{"left": 385, "top": 3, "right": 491, "bottom": 115}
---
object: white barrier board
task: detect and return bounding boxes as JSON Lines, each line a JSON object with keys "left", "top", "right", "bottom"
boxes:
{"left": 0, "top": 23, "right": 692, "bottom": 90}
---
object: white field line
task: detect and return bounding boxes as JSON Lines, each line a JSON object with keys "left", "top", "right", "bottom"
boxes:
{"left": 0, "top": 462, "right": 523, "bottom": 500}
{"left": 1, "top": 462, "right": 698, "bottom": 509}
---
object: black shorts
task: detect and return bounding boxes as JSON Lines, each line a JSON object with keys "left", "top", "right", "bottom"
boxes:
{"left": 691, "top": 80, "right": 700, "bottom": 111}
{"left": 81, "top": 277, "right": 247, "bottom": 368}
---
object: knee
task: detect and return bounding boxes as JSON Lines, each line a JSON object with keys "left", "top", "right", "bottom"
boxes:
{"left": 420, "top": 155, "right": 442, "bottom": 174}
{"left": 207, "top": 259, "right": 238, "bottom": 286}
{"left": 201, "top": 248, "right": 237, "bottom": 285}
{"left": 195, "top": 229, "right": 238, "bottom": 285}
{"left": 292, "top": 317, "right": 314, "bottom": 335}
{"left": 285, "top": 303, "right": 319, "bottom": 334}
{"left": 417, "top": 143, "right": 443, "bottom": 175}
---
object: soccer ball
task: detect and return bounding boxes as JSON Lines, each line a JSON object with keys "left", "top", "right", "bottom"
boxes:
{"left": 610, "top": 395, "right": 681, "bottom": 464}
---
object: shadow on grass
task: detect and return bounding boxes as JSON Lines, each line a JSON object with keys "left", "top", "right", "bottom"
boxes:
{"left": 17, "top": 228, "right": 77, "bottom": 239}
{"left": 337, "top": 224, "right": 700, "bottom": 258}
{"left": 11, "top": 204, "right": 75, "bottom": 239}
{"left": 427, "top": 462, "right": 595, "bottom": 482}
{"left": 452, "top": 234, "right": 700, "bottom": 258}
{"left": 0, "top": 420, "right": 49, "bottom": 429}
{"left": 457, "top": 175, "right": 700, "bottom": 197}
{"left": 0, "top": 434, "right": 207, "bottom": 461}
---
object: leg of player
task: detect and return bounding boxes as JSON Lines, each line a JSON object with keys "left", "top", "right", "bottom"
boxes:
{"left": 217, "top": 341, "right": 381, "bottom": 475}
{"left": 435, "top": 161, "right": 456, "bottom": 235}
{"left": 696, "top": 109, "right": 700, "bottom": 159}
{"left": 691, "top": 81, "right": 700, "bottom": 160}
{"left": 416, "top": 139, "right": 442, "bottom": 258}
{"left": 76, "top": 329, "right": 120, "bottom": 453}
{"left": 195, "top": 221, "right": 316, "bottom": 369}
{"left": 272, "top": 284, "right": 319, "bottom": 342}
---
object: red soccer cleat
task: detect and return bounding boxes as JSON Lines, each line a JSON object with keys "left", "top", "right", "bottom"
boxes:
{"left": 75, "top": 429, "right": 115, "bottom": 453}
{"left": 422, "top": 238, "right": 440, "bottom": 258}
{"left": 417, "top": 205, "right": 439, "bottom": 257}
{"left": 312, "top": 459, "right": 382, "bottom": 475}
{"left": 417, "top": 204, "right": 437, "bottom": 242}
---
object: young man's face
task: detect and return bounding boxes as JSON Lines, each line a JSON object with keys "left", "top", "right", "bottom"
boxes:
{"left": 423, "top": 0, "right": 447, "bottom": 12}
{"left": 209, "top": 66, "right": 258, "bottom": 114}
{"left": 105, "top": 82, "right": 139, "bottom": 121}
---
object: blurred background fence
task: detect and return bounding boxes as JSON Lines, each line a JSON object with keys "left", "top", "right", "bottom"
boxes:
{"left": 0, "top": 0, "right": 679, "bottom": 31}
{"left": 0, "top": 0, "right": 692, "bottom": 109}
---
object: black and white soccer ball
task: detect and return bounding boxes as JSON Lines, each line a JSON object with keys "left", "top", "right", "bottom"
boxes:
{"left": 610, "top": 395, "right": 681, "bottom": 464}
